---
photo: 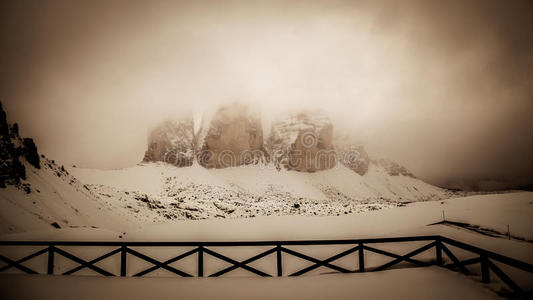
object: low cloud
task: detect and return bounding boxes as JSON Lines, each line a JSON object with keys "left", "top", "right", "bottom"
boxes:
{"left": 1, "top": 0, "right": 532, "bottom": 189}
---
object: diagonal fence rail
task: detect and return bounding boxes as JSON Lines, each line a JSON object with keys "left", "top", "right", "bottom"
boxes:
{"left": 0, "top": 235, "right": 532, "bottom": 296}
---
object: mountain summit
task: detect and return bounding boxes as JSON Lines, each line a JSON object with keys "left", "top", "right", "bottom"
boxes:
{"left": 142, "top": 104, "right": 415, "bottom": 179}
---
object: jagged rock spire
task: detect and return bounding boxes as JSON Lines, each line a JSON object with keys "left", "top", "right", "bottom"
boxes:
{"left": 0, "top": 101, "right": 41, "bottom": 188}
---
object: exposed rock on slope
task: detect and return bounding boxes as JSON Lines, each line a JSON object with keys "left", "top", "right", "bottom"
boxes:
{"left": 376, "top": 158, "right": 415, "bottom": 177}
{"left": 268, "top": 111, "right": 335, "bottom": 172}
{"left": 197, "top": 103, "right": 267, "bottom": 168}
{"left": 0, "top": 102, "right": 39, "bottom": 188}
{"left": 334, "top": 135, "right": 370, "bottom": 176}
{"left": 0, "top": 154, "right": 139, "bottom": 234}
{"left": 70, "top": 161, "right": 451, "bottom": 223}
{"left": 22, "top": 137, "right": 40, "bottom": 169}
{"left": 143, "top": 119, "right": 195, "bottom": 167}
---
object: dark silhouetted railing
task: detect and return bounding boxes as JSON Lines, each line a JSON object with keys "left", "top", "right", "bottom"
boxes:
{"left": 1, "top": 235, "right": 532, "bottom": 296}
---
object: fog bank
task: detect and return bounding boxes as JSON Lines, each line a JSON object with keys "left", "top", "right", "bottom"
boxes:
{"left": 1, "top": 0, "right": 532, "bottom": 190}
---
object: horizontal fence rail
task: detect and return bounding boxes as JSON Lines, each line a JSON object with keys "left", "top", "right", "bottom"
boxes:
{"left": 0, "top": 235, "right": 532, "bottom": 296}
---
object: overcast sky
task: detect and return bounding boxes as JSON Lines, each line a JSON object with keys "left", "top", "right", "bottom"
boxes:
{"left": 1, "top": 0, "right": 532, "bottom": 189}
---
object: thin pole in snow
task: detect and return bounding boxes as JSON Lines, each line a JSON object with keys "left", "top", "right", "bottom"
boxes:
{"left": 508, "top": 224, "right": 511, "bottom": 240}
{"left": 442, "top": 210, "right": 445, "bottom": 222}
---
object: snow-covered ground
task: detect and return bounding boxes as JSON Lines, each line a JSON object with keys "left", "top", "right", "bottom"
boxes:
{"left": 0, "top": 159, "right": 139, "bottom": 235}
{"left": 0, "top": 267, "right": 502, "bottom": 300}
{"left": 0, "top": 160, "right": 452, "bottom": 234}
{"left": 67, "top": 162, "right": 452, "bottom": 224}
{"left": 2, "top": 191, "right": 532, "bottom": 295}
{"left": 1, "top": 159, "right": 532, "bottom": 299}
{"left": 72, "top": 162, "right": 448, "bottom": 203}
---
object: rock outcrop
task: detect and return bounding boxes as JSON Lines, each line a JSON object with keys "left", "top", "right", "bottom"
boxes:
{"left": 333, "top": 134, "right": 370, "bottom": 176}
{"left": 22, "top": 138, "right": 40, "bottom": 169}
{"left": 336, "top": 144, "right": 370, "bottom": 176}
{"left": 139, "top": 105, "right": 418, "bottom": 178}
{"left": 376, "top": 158, "right": 415, "bottom": 177}
{"left": 143, "top": 119, "right": 195, "bottom": 167}
{"left": 197, "top": 103, "right": 267, "bottom": 168}
{"left": 0, "top": 101, "right": 40, "bottom": 188}
{"left": 268, "top": 111, "right": 336, "bottom": 172}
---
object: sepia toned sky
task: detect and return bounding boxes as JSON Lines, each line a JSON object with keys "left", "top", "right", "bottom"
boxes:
{"left": 1, "top": 0, "right": 532, "bottom": 189}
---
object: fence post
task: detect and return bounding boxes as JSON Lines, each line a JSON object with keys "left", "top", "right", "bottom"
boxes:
{"left": 276, "top": 244, "right": 282, "bottom": 276}
{"left": 198, "top": 245, "right": 204, "bottom": 277}
{"left": 436, "top": 238, "right": 443, "bottom": 266}
{"left": 358, "top": 243, "right": 365, "bottom": 272}
{"left": 47, "top": 245, "right": 54, "bottom": 275}
{"left": 481, "top": 255, "right": 490, "bottom": 283}
{"left": 120, "top": 245, "right": 127, "bottom": 277}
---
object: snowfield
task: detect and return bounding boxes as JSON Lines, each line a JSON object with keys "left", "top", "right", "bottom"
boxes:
{"left": 1, "top": 159, "right": 532, "bottom": 299}
{"left": 0, "top": 267, "right": 502, "bottom": 300}
{"left": 0, "top": 160, "right": 453, "bottom": 234}
{"left": 67, "top": 161, "right": 452, "bottom": 224}
{"left": 72, "top": 161, "right": 449, "bottom": 203}
{"left": 1, "top": 190, "right": 532, "bottom": 297}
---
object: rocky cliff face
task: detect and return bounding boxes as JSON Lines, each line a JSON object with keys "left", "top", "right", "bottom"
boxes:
{"left": 140, "top": 105, "right": 418, "bottom": 178}
{"left": 142, "top": 119, "right": 195, "bottom": 167}
{"left": 197, "top": 103, "right": 268, "bottom": 168}
{"left": 0, "top": 101, "right": 40, "bottom": 188}
{"left": 267, "top": 111, "right": 336, "bottom": 172}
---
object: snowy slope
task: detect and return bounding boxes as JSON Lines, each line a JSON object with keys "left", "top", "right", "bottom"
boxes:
{"left": 73, "top": 161, "right": 448, "bottom": 202}
{"left": 0, "top": 268, "right": 502, "bottom": 300}
{"left": 66, "top": 161, "right": 450, "bottom": 224}
{"left": 0, "top": 157, "right": 138, "bottom": 235}
{"left": 0, "top": 153, "right": 469, "bottom": 236}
